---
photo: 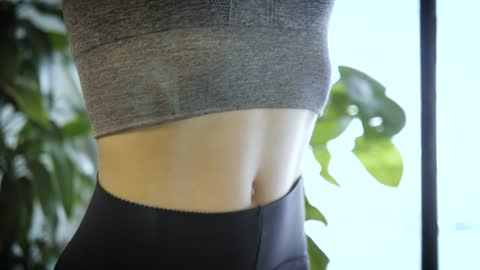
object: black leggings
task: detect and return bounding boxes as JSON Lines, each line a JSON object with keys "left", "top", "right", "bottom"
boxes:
{"left": 54, "top": 173, "right": 309, "bottom": 270}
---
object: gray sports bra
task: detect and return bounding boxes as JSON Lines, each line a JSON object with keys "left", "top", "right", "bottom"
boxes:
{"left": 62, "top": 0, "right": 335, "bottom": 139}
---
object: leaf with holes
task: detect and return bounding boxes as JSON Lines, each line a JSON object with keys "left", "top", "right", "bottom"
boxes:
{"left": 339, "top": 65, "right": 406, "bottom": 139}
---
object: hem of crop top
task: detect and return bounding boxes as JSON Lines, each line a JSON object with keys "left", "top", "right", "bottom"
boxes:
{"left": 94, "top": 105, "right": 322, "bottom": 139}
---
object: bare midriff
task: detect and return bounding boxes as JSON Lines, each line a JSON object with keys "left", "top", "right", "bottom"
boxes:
{"left": 96, "top": 108, "right": 318, "bottom": 213}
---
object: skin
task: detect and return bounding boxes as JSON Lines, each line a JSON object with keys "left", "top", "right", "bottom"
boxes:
{"left": 97, "top": 108, "right": 318, "bottom": 213}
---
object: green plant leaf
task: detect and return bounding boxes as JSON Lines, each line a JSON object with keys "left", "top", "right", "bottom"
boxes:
{"left": 61, "top": 113, "right": 91, "bottom": 138}
{"left": 13, "top": 83, "right": 52, "bottom": 130}
{"left": 49, "top": 145, "right": 74, "bottom": 219}
{"left": 307, "top": 234, "right": 329, "bottom": 270}
{"left": 16, "top": 120, "right": 46, "bottom": 157}
{"left": 0, "top": 37, "right": 19, "bottom": 86}
{"left": 304, "top": 194, "right": 328, "bottom": 225}
{"left": 27, "top": 159, "right": 58, "bottom": 222}
{"left": 311, "top": 81, "right": 353, "bottom": 146}
{"left": 47, "top": 31, "right": 69, "bottom": 51}
{"left": 352, "top": 135, "right": 403, "bottom": 187}
{"left": 16, "top": 176, "right": 34, "bottom": 252}
{"left": 312, "top": 144, "right": 340, "bottom": 187}
{"left": 321, "top": 81, "right": 352, "bottom": 118}
{"left": 311, "top": 116, "right": 353, "bottom": 145}
{"left": 339, "top": 65, "right": 406, "bottom": 139}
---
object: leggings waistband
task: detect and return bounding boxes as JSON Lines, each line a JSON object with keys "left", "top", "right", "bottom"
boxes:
{"left": 55, "top": 173, "right": 309, "bottom": 270}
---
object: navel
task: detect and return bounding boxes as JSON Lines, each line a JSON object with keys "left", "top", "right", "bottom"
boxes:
{"left": 250, "top": 180, "right": 257, "bottom": 207}
{"left": 251, "top": 181, "right": 256, "bottom": 197}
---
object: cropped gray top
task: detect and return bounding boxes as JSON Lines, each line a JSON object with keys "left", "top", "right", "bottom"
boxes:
{"left": 62, "top": 0, "right": 335, "bottom": 139}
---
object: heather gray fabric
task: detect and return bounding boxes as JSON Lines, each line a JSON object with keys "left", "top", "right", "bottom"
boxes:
{"left": 62, "top": 0, "right": 335, "bottom": 139}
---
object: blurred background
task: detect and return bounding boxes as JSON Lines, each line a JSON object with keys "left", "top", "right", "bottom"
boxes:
{"left": 1, "top": 0, "right": 478, "bottom": 269}
{"left": 305, "top": 0, "right": 479, "bottom": 269}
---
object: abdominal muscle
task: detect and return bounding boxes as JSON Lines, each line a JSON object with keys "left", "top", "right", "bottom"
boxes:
{"left": 96, "top": 108, "right": 318, "bottom": 213}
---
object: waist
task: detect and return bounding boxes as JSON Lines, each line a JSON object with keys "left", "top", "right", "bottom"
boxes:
{"left": 96, "top": 108, "right": 317, "bottom": 213}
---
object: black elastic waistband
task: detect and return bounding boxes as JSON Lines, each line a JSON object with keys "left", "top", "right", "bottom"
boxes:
{"left": 55, "top": 173, "right": 309, "bottom": 270}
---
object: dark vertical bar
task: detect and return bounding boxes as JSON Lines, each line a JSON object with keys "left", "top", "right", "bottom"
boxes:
{"left": 420, "top": 0, "right": 438, "bottom": 270}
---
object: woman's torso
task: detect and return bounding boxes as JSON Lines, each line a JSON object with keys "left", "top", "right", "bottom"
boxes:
{"left": 61, "top": 0, "right": 333, "bottom": 213}
{"left": 97, "top": 108, "right": 317, "bottom": 213}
